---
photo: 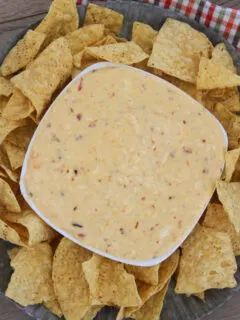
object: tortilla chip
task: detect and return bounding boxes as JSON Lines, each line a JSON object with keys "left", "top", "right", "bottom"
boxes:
{"left": 82, "top": 254, "right": 141, "bottom": 307}
{"left": 125, "top": 264, "right": 160, "bottom": 285}
{"left": 84, "top": 4, "right": 123, "bottom": 35}
{"left": 148, "top": 18, "right": 212, "bottom": 83}
{"left": 3, "top": 123, "right": 35, "bottom": 170}
{"left": 111, "top": 35, "right": 127, "bottom": 43}
{"left": 8, "top": 247, "right": 21, "bottom": 261}
{"left": 220, "top": 88, "right": 240, "bottom": 113}
{"left": 73, "top": 49, "right": 98, "bottom": 70}
{"left": 6, "top": 243, "right": 56, "bottom": 306}
{"left": 94, "top": 35, "right": 117, "bottom": 46}
{"left": 35, "top": 0, "right": 78, "bottom": 46}
{"left": 132, "top": 22, "right": 157, "bottom": 54}
{"left": 175, "top": 224, "right": 237, "bottom": 295}
{"left": 73, "top": 35, "right": 117, "bottom": 70}
{"left": 131, "top": 282, "right": 169, "bottom": 320}
{"left": 116, "top": 307, "right": 125, "bottom": 320}
{"left": 0, "top": 215, "right": 26, "bottom": 246}
{"left": 3, "top": 141, "right": 26, "bottom": 171}
{"left": 66, "top": 24, "right": 105, "bottom": 54}
{"left": 4, "top": 209, "right": 57, "bottom": 246}
{"left": 217, "top": 181, "right": 240, "bottom": 232}
{"left": 86, "top": 41, "right": 148, "bottom": 65}
{"left": 202, "top": 203, "right": 240, "bottom": 256}
{"left": 71, "top": 67, "right": 81, "bottom": 79}
{"left": 162, "top": 74, "right": 199, "bottom": 100}
{"left": 11, "top": 37, "right": 72, "bottom": 118}
{"left": 44, "top": 299, "right": 63, "bottom": 317}
{"left": 232, "top": 156, "right": 240, "bottom": 182}
{"left": 0, "top": 147, "right": 20, "bottom": 182}
{"left": 124, "top": 250, "right": 179, "bottom": 317}
{"left": 53, "top": 238, "right": 92, "bottom": 320}
{"left": 197, "top": 57, "right": 240, "bottom": 90}
{"left": 2, "top": 89, "right": 34, "bottom": 121}
{"left": 204, "top": 87, "right": 240, "bottom": 113}
{"left": 0, "top": 76, "right": 14, "bottom": 97}
{"left": 0, "top": 178, "right": 20, "bottom": 212}
{"left": 133, "top": 60, "right": 153, "bottom": 73}
{"left": 0, "top": 30, "right": 46, "bottom": 77}
{"left": 212, "top": 103, "right": 240, "bottom": 150}
{"left": 81, "top": 306, "right": 102, "bottom": 320}
{"left": 212, "top": 43, "right": 236, "bottom": 73}
{"left": 0, "top": 115, "right": 28, "bottom": 145}
{"left": 222, "top": 148, "right": 240, "bottom": 182}
{"left": 194, "top": 292, "right": 205, "bottom": 301}
{"left": 0, "top": 96, "right": 9, "bottom": 116}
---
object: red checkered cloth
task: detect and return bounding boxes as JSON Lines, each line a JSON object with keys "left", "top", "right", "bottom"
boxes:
{"left": 77, "top": 0, "right": 240, "bottom": 50}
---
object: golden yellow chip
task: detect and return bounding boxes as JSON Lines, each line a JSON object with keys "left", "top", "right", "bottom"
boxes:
{"left": 133, "top": 60, "right": 153, "bottom": 73}
{"left": 175, "top": 224, "right": 237, "bottom": 295}
{"left": 212, "top": 103, "right": 240, "bottom": 150}
{"left": 131, "top": 282, "right": 169, "bottom": 320}
{"left": 202, "top": 203, "right": 240, "bottom": 256}
{"left": 71, "top": 67, "right": 81, "bottom": 79}
{"left": 0, "top": 96, "right": 9, "bottom": 116}
{"left": 232, "top": 156, "right": 240, "bottom": 182}
{"left": 148, "top": 18, "right": 212, "bottom": 83}
{"left": 204, "top": 87, "right": 240, "bottom": 113}
{"left": 125, "top": 264, "right": 160, "bottom": 285}
{"left": 11, "top": 37, "right": 72, "bottom": 118}
{"left": 0, "top": 76, "right": 14, "bottom": 97}
{"left": 73, "top": 49, "right": 99, "bottom": 70}
{"left": 44, "top": 299, "right": 63, "bottom": 318}
{"left": 124, "top": 250, "right": 179, "bottom": 318}
{"left": 0, "top": 147, "right": 20, "bottom": 182}
{"left": 111, "top": 35, "right": 127, "bottom": 43}
{"left": 217, "top": 181, "right": 240, "bottom": 232}
{"left": 82, "top": 306, "right": 103, "bottom": 320}
{"left": 53, "top": 238, "right": 92, "bottom": 320}
{"left": 94, "top": 34, "right": 117, "bottom": 46}
{"left": 3, "top": 123, "right": 35, "bottom": 170}
{"left": 222, "top": 148, "right": 240, "bottom": 182}
{"left": 0, "top": 30, "right": 46, "bottom": 77}
{"left": 194, "top": 292, "right": 205, "bottom": 301}
{"left": 66, "top": 24, "right": 105, "bottom": 54}
{"left": 0, "top": 177, "right": 20, "bottom": 212}
{"left": 82, "top": 254, "right": 141, "bottom": 307}
{"left": 4, "top": 209, "right": 57, "bottom": 246}
{"left": 132, "top": 22, "right": 157, "bottom": 54}
{"left": 86, "top": 41, "right": 148, "bottom": 65}
{"left": 212, "top": 43, "right": 236, "bottom": 73}
{"left": 0, "top": 115, "right": 28, "bottom": 144}
{"left": 0, "top": 218, "right": 25, "bottom": 246}
{"left": 35, "top": 0, "right": 78, "bottom": 46}
{"left": 197, "top": 57, "right": 240, "bottom": 90}
{"left": 162, "top": 74, "right": 199, "bottom": 100}
{"left": 84, "top": 4, "right": 123, "bottom": 35}
{"left": 6, "top": 243, "right": 56, "bottom": 306}
{"left": 8, "top": 247, "right": 20, "bottom": 261}
{"left": 73, "top": 35, "right": 117, "bottom": 70}
{"left": 3, "top": 141, "right": 26, "bottom": 171}
{"left": 2, "top": 89, "right": 34, "bottom": 121}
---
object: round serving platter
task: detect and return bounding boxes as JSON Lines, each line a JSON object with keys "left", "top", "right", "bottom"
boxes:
{"left": 0, "top": 1, "right": 239, "bottom": 319}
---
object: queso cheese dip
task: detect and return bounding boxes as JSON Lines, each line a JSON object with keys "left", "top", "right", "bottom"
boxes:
{"left": 23, "top": 66, "right": 226, "bottom": 262}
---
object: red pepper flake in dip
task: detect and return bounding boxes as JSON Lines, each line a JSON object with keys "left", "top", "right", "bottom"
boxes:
{"left": 78, "top": 79, "right": 83, "bottom": 91}
{"left": 76, "top": 113, "right": 82, "bottom": 121}
{"left": 23, "top": 66, "right": 226, "bottom": 262}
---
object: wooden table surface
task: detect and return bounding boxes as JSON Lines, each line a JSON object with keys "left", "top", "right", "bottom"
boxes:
{"left": 0, "top": 0, "right": 240, "bottom": 319}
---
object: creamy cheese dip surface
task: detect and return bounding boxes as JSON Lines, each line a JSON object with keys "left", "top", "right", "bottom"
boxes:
{"left": 23, "top": 66, "right": 226, "bottom": 262}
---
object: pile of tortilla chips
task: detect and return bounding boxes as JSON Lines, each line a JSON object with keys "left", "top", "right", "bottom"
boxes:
{"left": 0, "top": 1, "right": 239, "bottom": 319}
